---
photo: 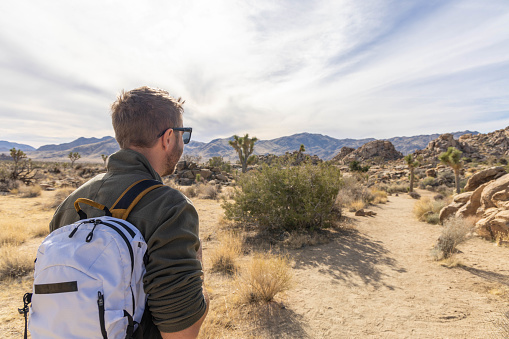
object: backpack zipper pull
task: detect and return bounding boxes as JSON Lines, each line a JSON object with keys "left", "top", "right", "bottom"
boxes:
{"left": 86, "top": 220, "right": 101, "bottom": 242}
{"left": 68, "top": 222, "right": 86, "bottom": 238}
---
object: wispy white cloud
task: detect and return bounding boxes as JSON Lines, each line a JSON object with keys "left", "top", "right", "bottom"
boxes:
{"left": 0, "top": 0, "right": 508, "bottom": 147}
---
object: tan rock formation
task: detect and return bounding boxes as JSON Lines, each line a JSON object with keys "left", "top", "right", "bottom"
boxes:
{"left": 463, "top": 166, "right": 506, "bottom": 192}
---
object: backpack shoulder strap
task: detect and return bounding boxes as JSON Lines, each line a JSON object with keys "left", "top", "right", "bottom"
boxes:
{"left": 110, "top": 179, "right": 164, "bottom": 220}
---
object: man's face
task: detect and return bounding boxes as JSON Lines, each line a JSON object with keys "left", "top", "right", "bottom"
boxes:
{"left": 161, "top": 116, "right": 184, "bottom": 177}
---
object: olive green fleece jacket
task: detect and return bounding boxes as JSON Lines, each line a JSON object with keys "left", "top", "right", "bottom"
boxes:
{"left": 49, "top": 149, "right": 207, "bottom": 334}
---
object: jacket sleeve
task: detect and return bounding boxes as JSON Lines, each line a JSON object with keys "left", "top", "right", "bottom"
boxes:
{"left": 142, "top": 198, "right": 207, "bottom": 333}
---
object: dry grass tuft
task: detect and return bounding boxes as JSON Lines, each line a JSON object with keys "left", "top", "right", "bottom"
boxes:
{"left": 371, "top": 189, "right": 388, "bottom": 204}
{"left": 197, "top": 183, "right": 219, "bottom": 200}
{"left": 348, "top": 200, "right": 366, "bottom": 212}
{"left": 413, "top": 197, "right": 447, "bottom": 224}
{"left": 210, "top": 231, "right": 243, "bottom": 275}
{"left": 181, "top": 185, "right": 198, "bottom": 198}
{"left": 44, "top": 187, "right": 75, "bottom": 209}
{"left": 0, "top": 245, "right": 35, "bottom": 281}
{"left": 431, "top": 217, "right": 475, "bottom": 260}
{"left": 17, "top": 184, "right": 42, "bottom": 198}
{"left": 236, "top": 253, "right": 293, "bottom": 304}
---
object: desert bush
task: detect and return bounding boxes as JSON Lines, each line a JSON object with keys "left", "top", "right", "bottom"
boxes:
{"left": 236, "top": 253, "right": 293, "bottom": 304}
{"left": 0, "top": 245, "right": 35, "bottom": 281}
{"left": 223, "top": 162, "right": 342, "bottom": 232}
{"left": 46, "top": 187, "right": 75, "bottom": 209}
{"left": 379, "top": 182, "right": 408, "bottom": 194}
{"left": 210, "top": 231, "right": 243, "bottom": 275}
{"left": 0, "top": 177, "right": 19, "bottom": 193}
{"left": 413, "top": 197, "right": 447, "bottom": 224}
{"left": 348, "top": 199, "right": 366, "bottom": 212}
{"left": 419, "top": 177, "right": 439, "bottom": 189}
{"left": 336, "top": 176, "right": 373, "bottom": 209}
{"left": 18, "top": 183, "right": 42, "bottom": 198}
{"left": 431, "top": 217, "right": 474, "bottom": 260}
{"left": 208, "top": 156, "right": 232, "bottom": 173}
{"left": 182, "top": 185, "right": 198, "bottom": 198}
{"left": 371, "top": 189, "right": 388, "bottom": 204}
{"left": 408, "top": 191, "right": 421, "bottom": 199}
{"left": 198, "top": 183, "right": 219, "bottom": 200}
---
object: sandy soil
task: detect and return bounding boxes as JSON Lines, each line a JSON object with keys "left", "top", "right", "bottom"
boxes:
{"left": 278, "top": 191, "right": 509, "bottom": 339}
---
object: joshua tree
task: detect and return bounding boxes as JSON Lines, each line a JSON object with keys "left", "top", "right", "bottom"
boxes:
{"left": 9, "top": 148, "right": 36, "bottom": 183}
{"left": 439, "top": 147, "right": 463, "bottom": 194}
{"left": 404, "top": 154, "right": 420, "bottom": 193}
{"left": 68, "top": 152, "right": 81, "bottom": 168}
{"left": 229, "top": 134, "right": 258, "bottom": 173}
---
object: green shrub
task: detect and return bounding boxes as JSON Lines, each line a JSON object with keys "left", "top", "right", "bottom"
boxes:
{"left": 419, "top": 177, "right": 439, "bottom": 189}
{"left": 349, "top": 160, "right": 370, "bottom": 172}
{"left": 222, "top": 162, "right": 342, "bottom": 232}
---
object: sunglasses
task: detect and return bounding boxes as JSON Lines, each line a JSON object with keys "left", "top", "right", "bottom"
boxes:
{"left": 157, "top": 127, "right": 192, "bottom": 144}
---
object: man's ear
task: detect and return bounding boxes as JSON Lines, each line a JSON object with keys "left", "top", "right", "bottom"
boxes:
{"left": 161, "top": 129, "right": 173, "bottom": 150}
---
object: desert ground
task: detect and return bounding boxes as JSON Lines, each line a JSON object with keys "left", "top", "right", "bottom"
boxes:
{"left": 1, "top": 188, "right": 508, "bottom": 338}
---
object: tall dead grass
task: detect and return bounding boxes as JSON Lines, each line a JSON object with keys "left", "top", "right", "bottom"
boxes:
{"left": 0, "top": 244, "right": 34, "bottom": 281}
{"left": 210, "top": 231, "right": 243, "bottom": 275}
{"left": 236, "top": 253, "right": 293, "bottom": 304}
{"left": 413, "top": 197, "right": 448, "bottom": 224}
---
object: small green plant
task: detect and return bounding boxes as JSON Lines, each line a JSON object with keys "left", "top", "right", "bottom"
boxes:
{"left": 223, "top": 162, "right": 342, "bottom": 232}
{"left": 349, "top": 160, "right": 370, "bottom": 173}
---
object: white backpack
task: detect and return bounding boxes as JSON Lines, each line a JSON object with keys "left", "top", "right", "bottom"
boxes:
{"left": 20, "top": 179, "right": 163, "bottom": 339}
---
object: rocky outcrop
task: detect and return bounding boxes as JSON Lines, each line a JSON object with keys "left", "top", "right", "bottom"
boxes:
{"left": 414, "top": 126, "right": 509, "bottom": 162}
{"left": 463, "top": 166, "right": 506, "bottom": 192}
{"left": 172, "top": 161, "right": 234, "bottom": 186}
{"left": 335, "top": 140, "right": 403, "bottom": 164}
{"left": 439, "top": 169, "right": 509, "bottom": 239}
{"left": 331, "top": 147, "right": 355, "bottom": 162}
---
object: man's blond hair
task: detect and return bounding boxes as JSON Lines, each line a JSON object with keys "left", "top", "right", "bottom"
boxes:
{"left": 111, "top": 86, "right": 185, "bottom": 149}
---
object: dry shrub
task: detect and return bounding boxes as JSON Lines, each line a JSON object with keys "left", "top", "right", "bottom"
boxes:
{"left": 0, "top": 221, "right": 27, "bottom": 246}
{"left": 210, "top": 231, "right": 243, "bottom": 275}
{"left": 0, "top": 245, "right": 35, "bottom": 281}
{"left": 385, "top": 182, "right": 408, "bottom": 194}
{"left": 236, "top": 253, "right": 293, "bottom": 304}
{"left": 348, "top": 200, "right": 366, "bottom": 212}
{"left": 336, "top": 176, "right": 373, "bottom": 209}
{"left": 408, "top": 191, "right": 421, "bottom": 199}
{"left": 198, "top": 183, "right": 219, "bottom": 200}
{"left": 371, "top": 189, "right": 388, "bottom": 204}
{"left": 219, "top": 186, "right": 236, "bottom": 200}
{"left": 431, "top": 217, "right": 475, "bottom": 260}
{"left": 17, "top": 184, "right": 42, "bottom": 198}
{"left": 413, "top": 197, "right": 447, "bottom": 224}
{"left": 182, "top": 185, "right": 198, "bottom": 198}
{"left": 45, "top": 187, "right": 75, "bottom": 209}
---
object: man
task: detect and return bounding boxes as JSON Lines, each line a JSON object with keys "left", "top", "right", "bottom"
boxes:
{"left": 50, "top": 86, "right": 208, "bottom": 338}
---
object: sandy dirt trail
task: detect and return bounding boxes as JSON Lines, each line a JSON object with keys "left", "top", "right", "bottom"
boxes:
{"left": 278, "top": 192, "right": 509, "bottom": 339}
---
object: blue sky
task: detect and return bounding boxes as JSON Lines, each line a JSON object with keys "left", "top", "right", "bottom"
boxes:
{"left": 1, "top": 0, "right": 509, "bottom": 148}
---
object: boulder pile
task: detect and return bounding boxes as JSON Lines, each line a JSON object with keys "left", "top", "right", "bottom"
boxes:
{"left": 415, "top": 126, "right": 509, "bottom": 162}
{"left": 439, "top": 166, "right": 509, "bottom": 239}
{"left": 172, "top": 161, "right": 234, "bottom": 186}
{"left": 333, "top": 140, "right": 403, "bottom": 165}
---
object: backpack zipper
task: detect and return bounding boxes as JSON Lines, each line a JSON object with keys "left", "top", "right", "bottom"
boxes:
{"left": 97, "top": 291, "right": 108, "bottom": 339}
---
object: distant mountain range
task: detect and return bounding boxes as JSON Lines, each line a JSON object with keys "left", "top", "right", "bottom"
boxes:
{"left": 0, "top": 130, "right": 479, "bottom": 163}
